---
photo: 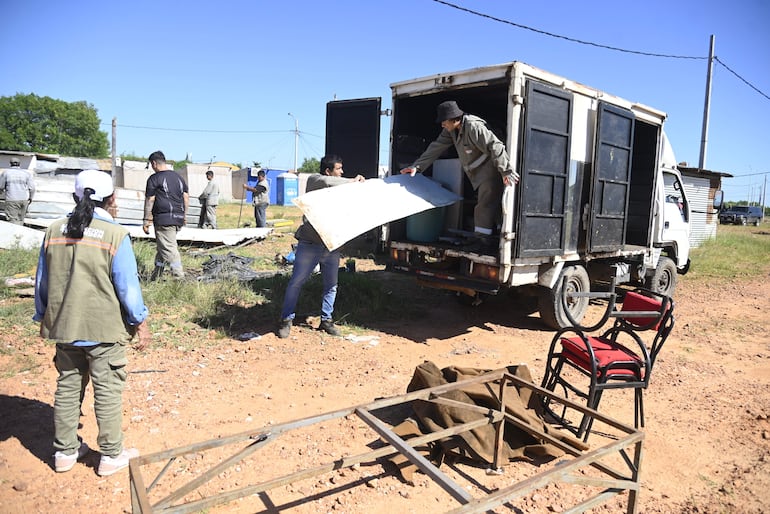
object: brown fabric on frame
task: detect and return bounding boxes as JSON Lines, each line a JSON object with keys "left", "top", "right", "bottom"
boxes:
{"left": 386, "top": 361, "right": 588, "bottom": 480}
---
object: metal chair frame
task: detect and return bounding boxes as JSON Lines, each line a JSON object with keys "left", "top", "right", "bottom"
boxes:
{"left": 541, "top": 280, "right": 675, "bottom": 441}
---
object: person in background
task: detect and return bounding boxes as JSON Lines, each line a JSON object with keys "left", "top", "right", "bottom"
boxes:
{"left": 400, "top": 100, "right": 519, "bottom": 246}
{"left": 34, "top": 169, "right": 151, "bottom": 477}
{"left": 197, "top": 170, "right": 219, "bottom": 229}
{"left": 143, "top": 151, "right": 188, "bottom": 280}
{"left": 0, "top": 157, "right": 36, "bottom": 225}
{"left": 277, "top": 155, "right": 365, "bottom": 338}
{"left": 243, "top": 169, "right": 270, "bottom": 227}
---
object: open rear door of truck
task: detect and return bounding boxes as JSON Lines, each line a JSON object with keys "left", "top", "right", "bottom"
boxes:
{"left": 325, "top": 98, "right": 381, "bottom": 179}
{"left": 587, "top": 102, "right": 635, "bottom": 252}
{"left": 517, "top": 81, "right": 574, "bottom": 258}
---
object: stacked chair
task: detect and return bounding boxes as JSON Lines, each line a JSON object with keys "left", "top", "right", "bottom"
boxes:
{"left": 541, "top": 274, "right": 675, "bottom": 441}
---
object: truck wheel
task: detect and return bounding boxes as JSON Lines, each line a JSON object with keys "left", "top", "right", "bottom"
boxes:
{"left": 646, "top": 256, "right": 677, "bottom": 296}
{"left": 741, "top": 218, "right": 748, "bottom": 226}
{"left": 538, "top": 265, "right": 590, "bottom": 330}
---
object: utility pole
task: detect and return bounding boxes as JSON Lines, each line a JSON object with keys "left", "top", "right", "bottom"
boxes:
{"left": 288, "top": 112, "right": 298, "bottom": 172}
{"left": 698, "top": 35, "right": 715, "bottom": 170}
{"left": 111, "top": 117, "right": 117, "bottom": 176}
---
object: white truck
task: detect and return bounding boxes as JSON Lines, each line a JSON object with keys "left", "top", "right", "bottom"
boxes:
{"left": 326, "top": 61, "right": 695, "bottom": 329}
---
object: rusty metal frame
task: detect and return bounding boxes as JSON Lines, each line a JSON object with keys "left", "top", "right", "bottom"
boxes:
{"left": 130, "top": 370, "right": 643, "bottom": 514}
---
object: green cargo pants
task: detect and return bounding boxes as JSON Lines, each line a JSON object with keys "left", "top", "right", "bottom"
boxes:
{"left": 53, "top": 342, "right": 127, "bottom": 457}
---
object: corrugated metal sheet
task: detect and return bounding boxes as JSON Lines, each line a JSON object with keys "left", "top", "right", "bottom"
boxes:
{"left": 682, "top": 174, "right": 718, "bottom": 247}
{"left": 1, "top": 176, "right": 202, "bottom": 226}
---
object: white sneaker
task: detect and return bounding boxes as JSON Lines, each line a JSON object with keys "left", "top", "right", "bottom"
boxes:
{"left": 97, "top": 447, "right": 139, "bottom": 477}
{"left": 54, "top": 441, "right": 90, "bottom": 472}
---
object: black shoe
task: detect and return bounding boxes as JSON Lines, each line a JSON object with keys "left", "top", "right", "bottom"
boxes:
{"left": 318, "top": 319, "right": 341, "bottom": 336}
{"left": 277, "top": 318, "right": 292, "bottom": 338}
{"left": 150, "top": 266, "right": 164, "bottom": 281}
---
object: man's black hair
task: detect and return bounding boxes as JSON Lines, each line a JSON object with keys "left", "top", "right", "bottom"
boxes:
{"left": 320, "top": 154, "right": 342, "bottom": 174}
{"left": 148, "top": 150, "right": 166, "bottom": 164}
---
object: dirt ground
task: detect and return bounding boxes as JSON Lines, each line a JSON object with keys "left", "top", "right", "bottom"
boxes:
{"left": 1, "top": 256, "right": 769, "bottom": 513}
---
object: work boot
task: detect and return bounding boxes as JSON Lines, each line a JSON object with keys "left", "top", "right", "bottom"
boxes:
{"left": 277, "top": 318, "right": 292, "bottom": 339}
{"left": 150, "top": 266, "right": 164, "bottom": 281}
{"left": 318, "top": 319, "right": 341, "bottom": 336}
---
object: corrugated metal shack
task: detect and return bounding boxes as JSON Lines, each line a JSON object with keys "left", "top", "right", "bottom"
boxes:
{"left": 679, "top": 166, "right": 732, "bottom": 247}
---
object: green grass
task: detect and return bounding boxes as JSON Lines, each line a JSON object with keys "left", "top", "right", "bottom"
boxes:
{"left": 2, "top": 219, "right": 768, "bottom": 360}
{"left": 687, "top": 225, "right": 770, "bottom": 280}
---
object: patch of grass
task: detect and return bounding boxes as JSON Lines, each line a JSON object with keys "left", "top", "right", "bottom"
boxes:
{"left": 688, "top": 225, "right": 770, "bottom": 280}
{"left": 0, "top": 352, "right": 40, "bottom": 379}
{"left": 0, "top": 299, "right": 37, "bottom": 331}
{"left": 3, "top": 217, "right": 768, "bottom": 355}
{"left": 0, "top": 246, "right": 39, "bottom": 300}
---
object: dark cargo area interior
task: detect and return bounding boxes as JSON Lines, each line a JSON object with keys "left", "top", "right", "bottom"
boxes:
{"left": 387, "top": 78, "right": 660, "bottom": 257}
{"left": 625, "top": 120, "right": 658, "bottom": 248}
{"left": 389, "top": 80, "right": 510, "bottom": 240}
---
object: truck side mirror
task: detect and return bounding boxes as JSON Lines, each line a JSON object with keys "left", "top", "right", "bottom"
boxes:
{"left": 713, "top": 190, "right": 724, "bottom": 211}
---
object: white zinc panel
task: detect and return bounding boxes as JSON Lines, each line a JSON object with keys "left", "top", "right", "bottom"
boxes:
{"left": 293, "top": 174, "right": 462, "bottom": 251}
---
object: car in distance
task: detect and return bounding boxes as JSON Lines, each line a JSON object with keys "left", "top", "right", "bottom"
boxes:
{"left": 719, "top": 205, "right": 763, "bottom": 226}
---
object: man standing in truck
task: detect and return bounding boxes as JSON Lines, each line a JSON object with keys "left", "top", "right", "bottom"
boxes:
{"left": 400, "top": 101, "right": 517, "bottom": 248}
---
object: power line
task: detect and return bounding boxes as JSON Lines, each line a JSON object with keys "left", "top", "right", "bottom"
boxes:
{"left": 431, "top": 0, "right": 769, "bottom": 102}
{"left": 113, "top": 123, "right": 309, "bottom": 135}
{"left": 102, "top": 122, "right": 323, "bottom": 139}
{"left": 714, "top": 57, "right": 770, "bottom": 101}
{"left": 431, "top": 0, "right": 706, "bottom": 59}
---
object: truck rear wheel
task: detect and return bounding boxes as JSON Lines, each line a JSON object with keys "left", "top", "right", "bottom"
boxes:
{"left": 538, "top": 265, "right": 590, "bottom": 330}
{"left": 646, "top": 256, "right": 677, "bottom": 296}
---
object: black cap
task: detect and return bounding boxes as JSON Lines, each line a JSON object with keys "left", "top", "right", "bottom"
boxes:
{"left": 435, "top": 101, "right": 464, "bottom": 122}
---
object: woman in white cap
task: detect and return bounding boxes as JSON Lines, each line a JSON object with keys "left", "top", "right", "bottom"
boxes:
{"left": 34, "top": 170, "right": 151, "bottom": 476}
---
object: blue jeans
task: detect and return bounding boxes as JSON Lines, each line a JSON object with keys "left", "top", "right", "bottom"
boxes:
{"left": 280, "top": 241, "right": 340, "bottom": 322}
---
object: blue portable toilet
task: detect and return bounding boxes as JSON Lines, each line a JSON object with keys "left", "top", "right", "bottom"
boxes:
{"left": 244, "top": 168, "right": 287, "bottom": 205}
{"left": 276, "top": 172, "right": 299, "bottom": 206}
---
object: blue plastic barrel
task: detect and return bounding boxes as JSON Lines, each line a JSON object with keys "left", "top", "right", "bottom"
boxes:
{"left": 406, "top": 207, "right": 445, "bottom": 243}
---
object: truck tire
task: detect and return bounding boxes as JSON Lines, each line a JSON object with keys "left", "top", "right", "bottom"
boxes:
{"left": 538, "top": 265, "right": 590, "bottom": 330}
{"left": 646, "top": 256, "right": 677, "bottom": 296}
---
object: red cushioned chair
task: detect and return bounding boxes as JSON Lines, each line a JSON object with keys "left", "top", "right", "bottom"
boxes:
{"left": 541, "top": 287, "right": 675, "bottom": 440}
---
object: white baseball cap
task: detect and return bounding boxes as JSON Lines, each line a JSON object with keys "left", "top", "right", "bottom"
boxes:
{"left": 74, "top": 169, "right": 114, "bottom": 202}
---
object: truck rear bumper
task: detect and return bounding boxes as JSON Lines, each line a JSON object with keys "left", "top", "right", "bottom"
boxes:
{"left": 388, "top": 262, "right": 501, "bottom": 295}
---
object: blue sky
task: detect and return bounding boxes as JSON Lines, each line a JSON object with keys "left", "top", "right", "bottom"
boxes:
{"left": 1, "top": 0, "right": 768, "bottom": 202}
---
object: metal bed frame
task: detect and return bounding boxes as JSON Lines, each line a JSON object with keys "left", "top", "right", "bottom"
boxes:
{"left": 129, "top": 370, "right": 644, "bottom": 513}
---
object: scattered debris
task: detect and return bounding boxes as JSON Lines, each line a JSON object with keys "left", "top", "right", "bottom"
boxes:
{"left": 344, "top": 335, "right": 380, "bottom": 346}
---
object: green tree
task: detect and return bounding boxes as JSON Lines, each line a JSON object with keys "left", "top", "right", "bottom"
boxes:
{"left": 0, "top": 93, "right": 109, "bottom": 157}
{"left": 298, "top": 157, "right": 319, "bottom": 174}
